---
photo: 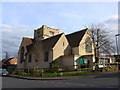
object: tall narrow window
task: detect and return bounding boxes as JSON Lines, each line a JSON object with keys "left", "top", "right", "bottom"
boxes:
{"left": 63, "top": 42, "right": 65, "bottom": 47}
{"left": 85, "top": 37, "right": 92, "bottom": 53}
{"left": 20, "top": 47, "right": 25, "bottom": 63}
{"left": 44, "top": 52, "right": 49, "bottom": 62}
{"left": 29, "top": 54, "right": 32, "bottom": 62}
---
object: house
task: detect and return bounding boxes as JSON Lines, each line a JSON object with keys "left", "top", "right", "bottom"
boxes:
{"left": 17, "top": 25, "right": 95, "bottom": 70}
{"left": 99, "top": 55, "right": 119, "bottom": 64}
{"left": 2, "top": 57, "right": 18, "bottom": 70}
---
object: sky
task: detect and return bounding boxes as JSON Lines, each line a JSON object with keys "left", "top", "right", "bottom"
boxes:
{"left": 1, "top": 2, "right": 119, "bottom": 59}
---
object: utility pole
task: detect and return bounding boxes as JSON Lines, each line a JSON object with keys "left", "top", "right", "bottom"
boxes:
{"left": 115, "top": 34, "right": 120, "bottom": 70}
{"left": 115, "top": 34, "right": 120, "bottom": 56}
{"left": 4, "top": 51, "right": 9, "bottom": 60}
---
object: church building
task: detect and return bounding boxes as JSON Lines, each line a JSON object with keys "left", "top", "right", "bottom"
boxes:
{"left": 17, "top": 25, "right": 95, "bottom": 70}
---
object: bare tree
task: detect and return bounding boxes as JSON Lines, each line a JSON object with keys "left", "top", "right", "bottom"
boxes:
{"left": 88, "top": 24, "right": 115, "bottom": 63}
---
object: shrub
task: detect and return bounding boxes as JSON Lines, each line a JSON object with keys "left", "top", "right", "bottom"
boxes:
{"left": 49, "top": 61, "right": 59, "bottom": 73}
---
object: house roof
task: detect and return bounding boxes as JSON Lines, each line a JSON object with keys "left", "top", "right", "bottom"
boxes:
{"left": 66, "top": 29, "right": 87, "bottom": 48}
{"left": 22, "top": 37, "right": 34, "bottom": 53}
{"left": 2, "top": 57, "right": 18, "bottom": 65}
{"left": 42, "top": 33, "right": 63, "bottom": 50}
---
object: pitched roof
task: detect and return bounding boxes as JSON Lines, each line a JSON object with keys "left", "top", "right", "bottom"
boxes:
{"left": 23, "top": 37, "right": 33, "bottom": 46}
{"left": 2, "top": 57, "right": 18, "bottom": 65}
{"left": 42, "top": 33, "right": 63, "bottom": 50}
{"left": 26, "top": 33, "right": 63, "bottom": 53}
{"left": 66, "top": 29, "right": 87, "bottom": 48}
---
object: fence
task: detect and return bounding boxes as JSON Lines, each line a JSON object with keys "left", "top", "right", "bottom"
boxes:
{"left": 12, "top": 62, "right": 119, "bottom": 76}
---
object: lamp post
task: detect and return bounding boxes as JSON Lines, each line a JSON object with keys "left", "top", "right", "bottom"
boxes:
{"left": 115, "top": 34, "right": 120, "bottom": 70}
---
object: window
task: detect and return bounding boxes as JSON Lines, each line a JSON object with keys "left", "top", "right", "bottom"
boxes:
{"left": 37, "top": 31, "right": 40, "bottom": 37}
{"left": 49, "top": 31, "right": 54, "bottom": 36}
{"left": 85, "top": 37, "right": 92, "bottom": 53}
{"left": 37, "top": 31, "right": 40, "bottom": 34}
{"left": 35, "top": 59, "right": 38, "bottom": 62}
{"left": 20, "top": 47, "right": 25, "bottom": 63}
{"left": 44, "top": 52, "right": 49, "bottom": 62}
{"left": 63, "top": 42, "right": 65, "bottom": 47}
{"left": 29, "top": 54, "right": 32, "bottom": 62}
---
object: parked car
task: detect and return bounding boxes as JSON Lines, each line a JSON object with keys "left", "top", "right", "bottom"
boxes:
{"left": 0, "top": 69, "right": 9, "bottom": 76}
{"left": 98, "top": 64, "right": 104, "bottom": 68}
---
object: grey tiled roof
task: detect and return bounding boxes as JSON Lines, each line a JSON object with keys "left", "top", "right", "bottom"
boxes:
{"left": 42, "top": 33, "right": 63, "bottom": 50}
{"left": 66, "top": 29, "right": 87, "bottom": 48}
{"left": 26, "top": 33, "right": 63, "bottom": 52}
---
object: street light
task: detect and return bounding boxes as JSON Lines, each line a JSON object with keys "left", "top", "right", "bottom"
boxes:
{"left": 115, "top": 34, "right": 120, "bottom": 69}
{"left": 115, "top": 34, "right": 120, "bottom": 56}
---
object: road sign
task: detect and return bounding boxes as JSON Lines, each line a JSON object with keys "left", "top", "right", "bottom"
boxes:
{"left": 77, "top": 58, "right": 88, "bottom": 64}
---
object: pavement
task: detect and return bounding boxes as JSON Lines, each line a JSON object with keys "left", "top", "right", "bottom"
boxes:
{"left": 9, "top": 70, "right": 119, "bottom": 80}
{"left": 9, "top": 74, "right": 67, "bottom": 80}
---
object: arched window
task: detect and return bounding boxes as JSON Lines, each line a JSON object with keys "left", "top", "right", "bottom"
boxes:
{"left": 20, "top": 47, "right": 25, "bottom": 63}
{"left": 85, "top": 37, "right": 92, "bottom": 53}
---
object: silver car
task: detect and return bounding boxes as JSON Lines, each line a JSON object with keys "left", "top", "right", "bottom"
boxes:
{"left": 0, "top": 69, "right": 9, "bottom": 76}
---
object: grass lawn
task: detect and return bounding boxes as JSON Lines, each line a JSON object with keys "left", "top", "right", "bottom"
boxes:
{"left": 42, "top": 71, "right": 94, "bottom": 77}
{"left": 15, "top": 70, "right": 96, "bottom": 77}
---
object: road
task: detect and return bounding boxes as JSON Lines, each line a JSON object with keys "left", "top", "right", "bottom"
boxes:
{"left": 2, "top": 71, "right": 120, "bottom": 88}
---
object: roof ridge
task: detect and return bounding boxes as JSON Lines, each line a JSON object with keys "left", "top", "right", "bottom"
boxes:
{"left": 23, "top": 37, "right": 32, "bottom": 39}
{"left": 66, "top": 28, "right": 88, "bottom": 36}
{"left": 42, "top": 33, "right": 64, "bottom": 50}
{"left": 42, "top": 33, "right": 64, "bottom": 41}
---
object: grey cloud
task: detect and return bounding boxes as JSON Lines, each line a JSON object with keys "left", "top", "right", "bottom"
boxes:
{"left": 103, "top": 15, "right": 119, "bottom": 54}
{"left": 105, "top": 19, "right": 117, "bottom": 24}
{"left": 1, "top": 24, "right": 35, "bottom": 59}
{"left": 104, "top": 15, "right": 118, "bottom": 24}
